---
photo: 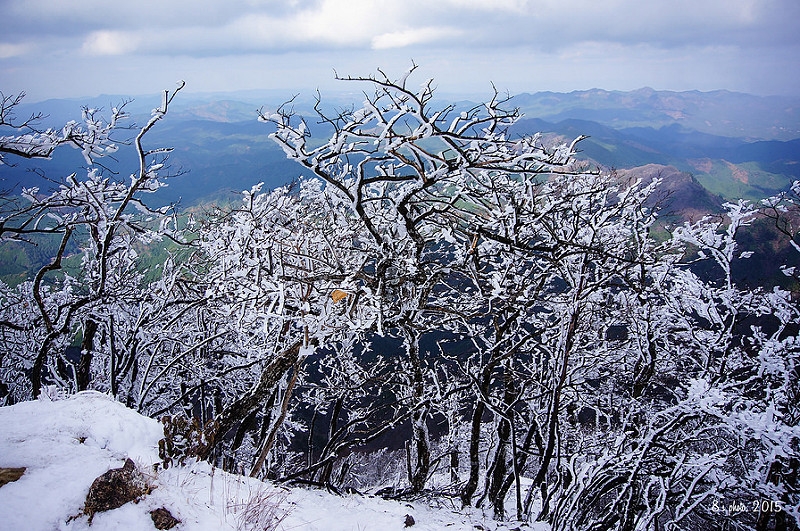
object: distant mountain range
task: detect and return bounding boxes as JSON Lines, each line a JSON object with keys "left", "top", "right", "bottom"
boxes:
{"left": 2, "top": 87, "right": 799, "bottom": 207}
{"left": 509, "top": 87, "right": 800, "bottom": 141}
{"left": 512, "top": 117, "right": 800, "bottom": 201}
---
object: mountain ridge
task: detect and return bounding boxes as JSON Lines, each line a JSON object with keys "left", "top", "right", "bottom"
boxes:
{"left": 3, "top": 87, "right": 799, "bottom": 205}
{"left": 509, "top": 88, "right": 800, "bottom": 141}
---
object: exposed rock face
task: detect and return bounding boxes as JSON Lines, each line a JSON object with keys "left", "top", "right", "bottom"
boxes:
{"left": 84, "top": 458, "right": 149, "bottom": 523}
{"left": 0, "top": 467, "right": 26, "bottom": 487}
{"left": 150, "top": 507, "right": 180, "bottom": 529}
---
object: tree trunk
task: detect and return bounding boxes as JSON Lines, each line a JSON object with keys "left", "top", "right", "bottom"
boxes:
{"left": 534, "top": 305, "right": 581, "bottom": 520}
{"left": 198, "top": 340, "right": 302, "bottom": 459}
{"left": 486, "top": 363, "right": 517, "bottom": 518}
{"left": 76, "top": 318, "right": 98, "bottom": 391}
{"left": 404, "top": 327, "right": 430, "bottom": 493}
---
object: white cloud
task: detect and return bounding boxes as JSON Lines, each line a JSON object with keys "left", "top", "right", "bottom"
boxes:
{"left": 81, "top": 31, "right": 139, "bottom": 56}
{"left": 444, "top": 0, "right": 531, "bottom": 12}
{"left": 372, "top": 27, "right": 462, "bottom": 50}
{"left": 293, "top": 0, "right": 387, "bottom": 42}
{"left": 114, "top": 1, "right": 408, "bottom": 54}
{"left": 0, "top": 42, "right": 30, "bottom": 59}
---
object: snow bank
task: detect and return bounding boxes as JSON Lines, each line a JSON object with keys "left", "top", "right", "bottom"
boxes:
{"left": 0, "top": 392, "right": 539, "bottom": 530}
{"left": 0, "top": 391, "right": 165, "bottom": 530}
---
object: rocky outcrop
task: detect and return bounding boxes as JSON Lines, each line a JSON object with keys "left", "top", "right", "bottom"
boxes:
{"left": 150, "top": 507, "right": 181, "bottom": 529}
{"left": 0, "top": 467, "right": 25, "bottom": 487}
{"left": 84, "top": 458, "right": 149, "bottom": 523}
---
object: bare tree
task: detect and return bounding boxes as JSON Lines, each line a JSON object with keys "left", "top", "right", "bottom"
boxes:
{"left": 0, "top": 90, "right": 126, "bottom": 165}
{"left": 259, "top": 65, "right": 594, "bottom": 494}
{"left": 0, "top": 82, "right": 185, "bottom": 400}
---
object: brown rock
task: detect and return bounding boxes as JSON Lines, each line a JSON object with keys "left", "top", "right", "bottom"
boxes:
{"left": 0, "top": 467, "right": 26, "bottom": 487}
{"left": 150, "top": 507, "right": 180, "bottom": 530}
{"left": 84, "top": 459, "right": 149, "bottom": 523}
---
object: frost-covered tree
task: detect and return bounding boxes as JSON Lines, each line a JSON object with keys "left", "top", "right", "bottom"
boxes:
{"left": 1, "top": 70, "right": 797, "bottom": 531}
{"left": 0, "top": 90, "right": 124, "bottom": 165}
{"left": 0, "top": 82, "right": 185, "bottom": 401}
{"left": 255, "top": 68, "right": 798, "bottom": 529}
{"left": 451, "top": 172, "right": 668, "bottom": 520}
{"left": 186, "top": 178, "right": 387, "bottom": 471}
{"left": 548, "top": 200, "right": 800, "bottom": 531}
{"left": 258, "top": 65, "right": 596, "bottom": 493}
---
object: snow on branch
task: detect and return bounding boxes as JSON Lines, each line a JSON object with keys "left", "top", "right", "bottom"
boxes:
{"left": 0, "top": 91, "right": 130, "bottom": 165}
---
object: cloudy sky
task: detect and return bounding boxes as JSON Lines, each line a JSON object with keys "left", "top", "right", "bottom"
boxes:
{"left": 1, "top": 0, "right": 798, "bottom": 101}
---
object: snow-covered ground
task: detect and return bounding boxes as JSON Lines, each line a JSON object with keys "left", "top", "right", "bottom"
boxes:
{"left": 0, "top": 391, "right": 541, "bottom": 530}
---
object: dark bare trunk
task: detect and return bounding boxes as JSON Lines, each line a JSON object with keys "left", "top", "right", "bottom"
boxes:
{"left": 76, "top": 319, "right": 98, "bottom": 391}
{"left": 198, "top": 340, "right": 302, "bottom": 459}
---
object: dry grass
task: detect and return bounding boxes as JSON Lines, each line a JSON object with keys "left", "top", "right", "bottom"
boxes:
{"left": 230, "top": 485, "right": 290, "bottom": 531}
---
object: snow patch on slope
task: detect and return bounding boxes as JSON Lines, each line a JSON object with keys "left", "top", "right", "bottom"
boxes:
{"left": 0, "top": 392, "right": 545, "bottom": 530}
